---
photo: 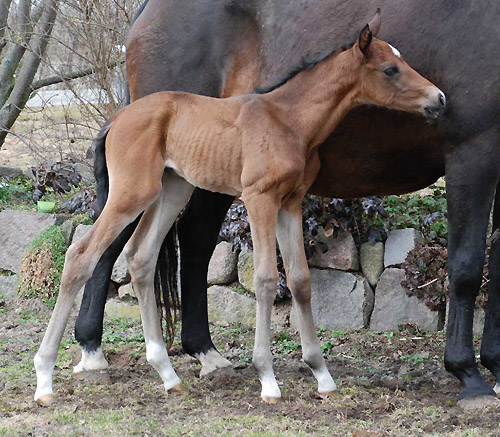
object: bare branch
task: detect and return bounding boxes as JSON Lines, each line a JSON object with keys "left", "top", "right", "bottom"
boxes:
{"left": 30, "top": 58, "right": 124, "bottom": 90}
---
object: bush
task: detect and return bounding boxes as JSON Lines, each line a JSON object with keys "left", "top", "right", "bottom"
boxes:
{"left": 18, "top": 226, "right": 67, "bottom": 307}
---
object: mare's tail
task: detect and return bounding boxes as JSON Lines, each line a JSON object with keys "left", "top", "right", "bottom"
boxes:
{"left": 92, "top": 118, "right": 180, "bottom": 349}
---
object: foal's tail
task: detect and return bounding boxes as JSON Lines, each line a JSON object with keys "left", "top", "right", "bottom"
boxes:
{"left": 92, "top": 119, "right": 180, "bottom": 348}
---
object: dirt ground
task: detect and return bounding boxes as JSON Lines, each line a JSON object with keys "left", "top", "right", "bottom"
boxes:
{"left": 1, "top": 298, "right": 499, "bottom": 437}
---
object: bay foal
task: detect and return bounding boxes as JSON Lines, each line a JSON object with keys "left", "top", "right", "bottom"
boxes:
{"left": 34, "top": 19, "right": 445, "bottom": 405}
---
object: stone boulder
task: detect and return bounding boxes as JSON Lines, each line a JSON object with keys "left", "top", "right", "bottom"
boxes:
{"left": 111, "top": 251, "right": 131, "bottom": 284}
{"left": 73, "top": 224, "right": 130, "bottom": 284}
{"left": 237, "top": 250, "right": 255, "bottom": 294}
{"left": 0, "top": 210, "right": 57, "bottom": 274}
{"left": 291, "top": 270, "right": 374, "bottom": 331}
{"left": 118, "top": 283, "right": 136, "bottom": 301}
{"left": 105, "top": 298, "right": 141, "bottom": 321}
{"left": 0, "top": 275, "right": 18, "bottom": 301}
{"left": 370, "top": 268, "right": 440, "bottom": 331}
{"left": 308, "top": 228, "right": 359, "bottom": 271}
{"left": 360, "top": 242, "right": 385, "bottom": 287}
{"left": 208, "top": 285, "right": 256, "bottom": 326}
{"left": 384, "top": 228, "right": 423, "bottom": 267}
{"left": 0, "top": 165, "right": 23, "bottom": 178}
{"left": 207, "top": 242, "right": 238, "bottom": 285}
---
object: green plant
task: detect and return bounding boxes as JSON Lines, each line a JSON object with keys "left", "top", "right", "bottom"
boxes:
{"left": 18, "top": 226, "right": 67, "bottom": 306}
{"left": 0, "top": 176, "right": 33, "bottom": 209}
{"left": 274, "top": 331, "right": 301, "bottom": 354}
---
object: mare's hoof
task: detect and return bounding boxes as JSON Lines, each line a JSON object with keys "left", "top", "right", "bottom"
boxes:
{"left": 167, "top": 383, "right": 183, "bottom": 393}
{"left": 261, "top": 396, "right": 280, "bottom": 404}
{"left": 458, "top": 395, "right": 500, "bottom": 410}
{"left": 36, "top": 394, "right": 55, "bottom": 407}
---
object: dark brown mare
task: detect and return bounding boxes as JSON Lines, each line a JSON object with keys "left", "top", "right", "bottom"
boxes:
{"left": 74, "top": 0, "right": 500, "bottom": 407}
{"left": 33, "top": 17, "right": 446, "bottom": 405}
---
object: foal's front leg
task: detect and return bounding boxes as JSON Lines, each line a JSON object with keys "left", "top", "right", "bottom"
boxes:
{"left": 276, "top": 199, "right": 336, "bottom": 395}
{"left": 244, "top": 193, "right": 281, "bottom": 403}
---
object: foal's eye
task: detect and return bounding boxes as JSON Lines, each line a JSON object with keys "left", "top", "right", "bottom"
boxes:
{"left": 384, "top": 66, "right": 399, "bottom": 77}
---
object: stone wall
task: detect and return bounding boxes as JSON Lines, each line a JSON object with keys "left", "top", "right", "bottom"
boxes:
{"left": 0, "top": 209, "right": 482, "bottom": 333}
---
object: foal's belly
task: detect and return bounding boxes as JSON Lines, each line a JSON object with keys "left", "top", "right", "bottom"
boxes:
{"left": 310, "top": 108, "right": 445, "bottom": 198}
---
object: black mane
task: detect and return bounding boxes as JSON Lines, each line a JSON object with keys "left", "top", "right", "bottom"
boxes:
{"left": 255, "top": 41, "right": 355, "bottom": 94}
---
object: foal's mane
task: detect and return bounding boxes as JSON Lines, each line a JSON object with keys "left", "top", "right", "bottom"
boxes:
{"left": 255, "top": 41, "right": 355, "bottom": 94}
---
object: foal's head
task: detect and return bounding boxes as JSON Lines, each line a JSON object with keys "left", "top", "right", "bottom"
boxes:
{"left": 352, "top": 15, "right": 446, "bottom": 120}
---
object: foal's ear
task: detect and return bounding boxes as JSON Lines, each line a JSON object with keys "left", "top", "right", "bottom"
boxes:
{"left": 368, "top": 8, "right": 382, "bottom": 36}
{"left": 358, "top": 24, "right": 373, "bottom": 54}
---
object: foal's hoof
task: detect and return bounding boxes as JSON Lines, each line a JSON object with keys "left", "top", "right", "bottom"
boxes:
{"left": 36, "top": 394, "right": 55, "bottom": 407}
{"left": 261, "top": 396, "right": 280, "bottom": 404}
{"left": 167, "top": 383, "right": 183, "bottom": 393}
{"left": 317, "top": 390, "right": 336, "bottom": 399}
{"left": 458, "top": 395, "right": 500, "bottom": 410}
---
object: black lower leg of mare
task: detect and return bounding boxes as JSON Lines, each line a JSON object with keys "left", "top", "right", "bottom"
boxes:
{"left": 444, "top": 135, "right": 499, "bottom": 400}
{"left": 75, "top": 218, "right": 140, "bottom": 352}
{"left": 481, "top": 182, "right": 500, "bottom": 384}
{"left": 178, "top": 188, "right": 234, "bottom": 357}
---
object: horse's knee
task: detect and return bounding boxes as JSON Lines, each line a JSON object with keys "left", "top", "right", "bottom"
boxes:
{"left": 124, "top": 245, "right": 154, "bottom": 285}
{"left": 448, "top": 253, "right": 485, "bottom": 298}
{"left": 288, "top": 270, "right": 311, "bottom": 305}
{"left": 254, "top": 268, "right": 278, "bottom": 300}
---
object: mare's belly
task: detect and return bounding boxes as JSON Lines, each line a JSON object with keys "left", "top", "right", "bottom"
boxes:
{"left": 310, "top": 108, "right": 445, "bottom": 198}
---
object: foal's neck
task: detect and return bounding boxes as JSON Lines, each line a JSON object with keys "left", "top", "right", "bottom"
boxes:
{"left": 262, "top": 48, "right": 363, "bottom": 150}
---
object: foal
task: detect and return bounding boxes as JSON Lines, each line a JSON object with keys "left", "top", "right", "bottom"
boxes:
{"left": 34, "top": 18, "right": 445, "bottom": 405}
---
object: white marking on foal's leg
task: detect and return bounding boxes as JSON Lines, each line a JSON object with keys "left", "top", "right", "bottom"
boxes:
{"left": 196, "top": 349, "right": 232, "bottom": 377}
{"left": 34, "top": 352, "right": 55, "bottom": 405}
{"left": 389, "top": 43, "right": 401, "bottom": 58}
{"left": 74, "top": 347, "right": 109, "bottom": 373}
{"left": 146, "top": 341, "right": 182, "bottom": 391}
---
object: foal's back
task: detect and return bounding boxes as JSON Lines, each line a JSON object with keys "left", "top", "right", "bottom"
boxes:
{"left": 107, "top": 91, "right": 296, "bottom": 196}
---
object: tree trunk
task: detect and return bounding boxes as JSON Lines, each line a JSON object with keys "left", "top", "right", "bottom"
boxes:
{"left": 0, "top": 0, "right": 13, "bottom": 55}
{"left": 0, "top": 0, "right": 58, "bottom": 148}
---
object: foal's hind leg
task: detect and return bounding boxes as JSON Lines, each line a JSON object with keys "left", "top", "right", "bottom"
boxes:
{"left": 34, "top": 203, "right": 152, "bottom": 405}
{"left": 123, "top": 171, "right": 194, "bottom": 392}
{"left": 276, "top": 198, "right": 336, "bottom": 396}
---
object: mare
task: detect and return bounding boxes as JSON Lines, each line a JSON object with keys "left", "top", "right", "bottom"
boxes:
{"left": 75, "top": 0, "right": 500, "bottom": 407}
{"left": 33, "top": 20, "right": 446, "bottom": 405}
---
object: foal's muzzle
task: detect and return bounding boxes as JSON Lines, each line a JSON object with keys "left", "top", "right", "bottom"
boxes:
{"left": 423, "top": 90, "right": 446, "bottom": 120}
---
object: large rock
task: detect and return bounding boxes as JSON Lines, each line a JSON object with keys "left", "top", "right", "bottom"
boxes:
{"left": 111, "top": 252, "right": 131, "bottom": 284}
{"left": 0, "top": 165, "right": 23, "bottom": 178}
{"left": 384, "top": 228, "right": 423, "bottom": 267}
{"left": 237, "top": 250, "right": 255, "bottom": 294}
{"left": 73, "top": 224, "right": 130, "bottom": 284}
{"left": 118, "top": 283, "right": 136, "bottom": 300}
{"left": 0, "top": 274, "right": 18, "bottom": 301}
{"left": 0, "top": 210, "right": 57, "bottom": 274}
{"left": 207, "top": 242, "right": 238, "bottom": 285}
{"left": 360, "top": 242, "right": 385, "bottom": 287}
{"left": 370, "top": 268, "right": 440, "bottom": 331}
{"left": 105, "top": 298, "right": 141, "bottom": 321}
{"left": 208, "top": 285, "right": 256, "bottom": 326}
{"left": 308, "top": 228, "right": 359, "bottom": 271}
{"left": 291, "top": 270, "right": 374, "bottom": 330}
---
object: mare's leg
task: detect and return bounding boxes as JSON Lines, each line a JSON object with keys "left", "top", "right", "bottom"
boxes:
{"left": 74, "top": 219, "right": 139, "bottom": 373}
{"left": 444, "top": 132, "right": 500, "bottom": 405}
{"left": 243, "top": 192, "right": 281, "bottom": 403}
{"left": 178, "top": 189, "right": 234, "bottom": 375}
{"left": 276, "top": 198, "right": 336, "bottom": 395}
{"left": 124, "top": 171, "right": 194, "bottom": 391}
{"left": 481, "top": 182, "right": 500, "bottom": 393}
